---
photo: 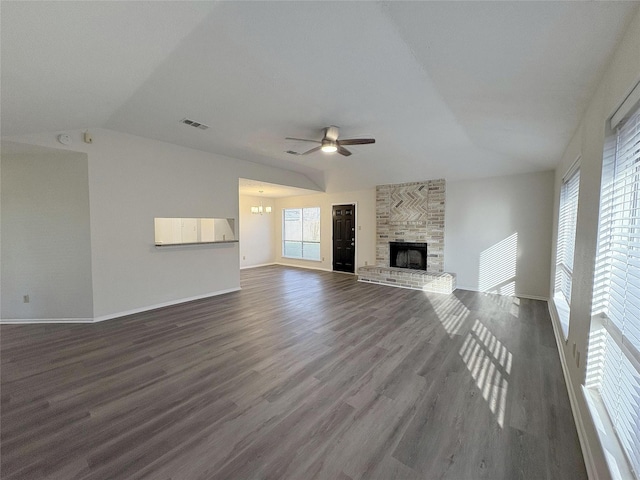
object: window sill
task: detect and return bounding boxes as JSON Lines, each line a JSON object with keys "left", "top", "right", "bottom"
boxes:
{"left": 583, "top": 384, "right": 635, "bottom": 480}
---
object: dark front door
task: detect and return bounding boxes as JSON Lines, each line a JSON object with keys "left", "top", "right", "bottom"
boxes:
{"left": 333, "top": 204, "right": 355, "bottom": 273}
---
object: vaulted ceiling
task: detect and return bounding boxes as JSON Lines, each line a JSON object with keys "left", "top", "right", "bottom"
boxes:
{"left": 2, "top": 1, "right": 638, "bottom": 192}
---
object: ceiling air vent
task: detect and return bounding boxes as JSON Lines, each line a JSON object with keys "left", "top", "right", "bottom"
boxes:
{"left": 179, "top": 118, "right": 209, "bottom": 130}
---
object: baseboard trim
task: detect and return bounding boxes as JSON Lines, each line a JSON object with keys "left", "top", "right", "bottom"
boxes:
{"left": 548, "top": 299, "right": 597, "bottom": 479}
{"left": 1, "top": 288, "right": 242, "bottom": 325}
{"left": 240, "top": 262, "right": 276, "bottom": 270}
{"left": 93, "top": 288, "right": 241, "bottom": 323}
{"left": 517, "top": 293, "right": 549, "bottom": 301}
{"left": 0, "top": 317, "right": 94, "bottom": 324}
{"left": 273, "top": 262, "right": 333, "bottom": 273}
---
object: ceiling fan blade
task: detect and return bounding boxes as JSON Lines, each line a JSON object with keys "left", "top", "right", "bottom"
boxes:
{"left": 286, "top": 145, "right": 322, "bottom": 156}
{"left": 337, "top": 145, "right": 352, "bottom": 156}
{"left": 285, "top": 137, "right": 321, "bottom": 144}
{"left": 337, "top": 138, "right": 375, "bottom": 146}
{"left": 302, "top": 146, "right": 322, "bottom": 155}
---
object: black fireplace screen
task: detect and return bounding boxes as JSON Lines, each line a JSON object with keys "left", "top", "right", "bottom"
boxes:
{"left": 390, "top": 242, "right": 427, "bottom": 270}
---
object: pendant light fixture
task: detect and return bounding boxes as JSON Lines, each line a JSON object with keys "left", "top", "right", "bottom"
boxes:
{"left": 251, "top": 190, "right": 272, "bottom": 215}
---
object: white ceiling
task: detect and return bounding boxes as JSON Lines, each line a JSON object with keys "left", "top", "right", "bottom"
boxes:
{"left": 2, "top": 1, "right": 638, "bottom": 192}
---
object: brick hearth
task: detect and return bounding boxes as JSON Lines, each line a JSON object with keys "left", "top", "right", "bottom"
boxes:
{"left": 358, "top": 266, "right": 456, "bottom": 294}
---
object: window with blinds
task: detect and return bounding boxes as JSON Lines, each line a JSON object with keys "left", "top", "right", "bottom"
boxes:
{"left": 554, "top": 163, "right": 580, "bottom": 338}
{"left": 591, "top": 103, "right": 640, "bottom": 477}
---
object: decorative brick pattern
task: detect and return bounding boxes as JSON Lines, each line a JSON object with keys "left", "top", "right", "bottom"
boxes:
{"left": 390, "top": 185, "right": 429, "bottom": 221}
{"left": 357, "top": 266, "right": 456, "bottom": 294}
{"left": 376, "top": 179, "right": 445, "bottom": 272}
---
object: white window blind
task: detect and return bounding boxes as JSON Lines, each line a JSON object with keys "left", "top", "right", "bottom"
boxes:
{"left": 592, "top": 104, "right": 640, "bottom": 477}
{"left": 554, "top": 163, "right": 580, "bottom": 337}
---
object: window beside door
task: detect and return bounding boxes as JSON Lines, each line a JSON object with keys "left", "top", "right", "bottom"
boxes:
{"left": 283, "top": 207, "right": 321, "bottom": 261}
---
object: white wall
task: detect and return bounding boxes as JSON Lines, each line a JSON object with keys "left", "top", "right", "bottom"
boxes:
{"left": 548, "top": 7, "right": 640, "bottom": 479}
{"left": 1, "top": 128, "right": 320, "bottom": 320}
{"left": 273, "top": 176, "right": 554, "bottom": 297}
{"left": 1, "top": 150, "right": 93, "bottom": 319}
{"left": 274, "top": 189, "right": 376, "bottom": 271}
{"left": 445, "top": 170, "right": 554, "bottom": 299}
{"left": 239, "top": 194, "right": 275, "bottom": 268}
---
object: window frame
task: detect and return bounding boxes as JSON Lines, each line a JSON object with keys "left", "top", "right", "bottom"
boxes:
{"left": 554, "top": 159, "right": 581, "bottom": 339}
{"left": 282, "top": 207, "right": 321, "bottom": 261}
{"left": 589, "top": 102, "right": 640, "bottom": 478}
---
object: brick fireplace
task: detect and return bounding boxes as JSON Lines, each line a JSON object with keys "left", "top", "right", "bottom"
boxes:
{"left": 358, "top": 179, "right": 456, "bottom": 294}
{"left": 376, "top": 179, "right": 445, "bottom": 272}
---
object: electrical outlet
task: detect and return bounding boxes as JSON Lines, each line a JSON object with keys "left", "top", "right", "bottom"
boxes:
{"left": 23, "top": 294, "right": 29, "bottom": 303}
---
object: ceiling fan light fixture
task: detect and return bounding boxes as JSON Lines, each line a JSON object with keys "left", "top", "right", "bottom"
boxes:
{"left": 321, "top": 140, "right": 338, "bottom": 153}
{"left": 285, "top": 126, "right": 373, "bottom": 157}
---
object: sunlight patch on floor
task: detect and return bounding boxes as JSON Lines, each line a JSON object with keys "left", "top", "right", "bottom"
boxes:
{"left": 430, "top": 294, "right": 470, "bottom": 337}
{"left": 460, "top": 319, "right": 512, "bottom": 427}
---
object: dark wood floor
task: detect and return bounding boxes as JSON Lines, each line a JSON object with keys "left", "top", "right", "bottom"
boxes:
{"left": 1, "top": 265, "right": 586, "bottom": 479}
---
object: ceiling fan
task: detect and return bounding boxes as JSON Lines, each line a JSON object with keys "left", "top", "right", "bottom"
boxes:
{"left": 286, "top": 126, "right": 375, "bottom": 157}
